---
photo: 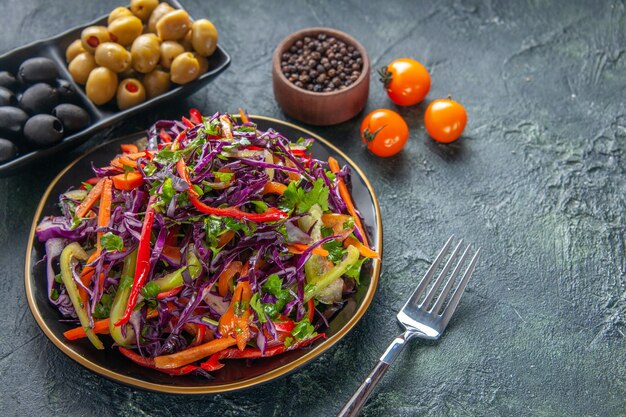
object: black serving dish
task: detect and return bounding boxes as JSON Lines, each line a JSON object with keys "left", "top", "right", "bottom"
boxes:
{"left": 0, "top": 0, "right": 230, "bottom": 176}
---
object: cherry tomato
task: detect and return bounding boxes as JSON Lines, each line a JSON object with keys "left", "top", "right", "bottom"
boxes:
{"left": 360, "top": 109, "right": 409, "bottom": 157}
{"left": 424, "top": 98, "right": 467, "bottom": 143}
{"left": 379, "top": 58, "right": 431, "bottom": 106}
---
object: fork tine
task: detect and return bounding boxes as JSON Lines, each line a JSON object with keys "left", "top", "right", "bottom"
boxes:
{"left": 402, "top": 235, "right": 454, "bottom": 308}
{"left": 431, "top": 244, "right": 472, "bottom": 314}
{"left": 420, "top": 239, "right": 464, "bottom": 309}
{"left": 440, "top": 248, "right": 481, "bottom": 328}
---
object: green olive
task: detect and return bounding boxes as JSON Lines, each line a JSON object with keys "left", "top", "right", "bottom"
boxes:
{"left": 108, "top": 7, "right": 133, "bottom": 25}
{"left": 192, "top": 52, "right": 209, "bottom": 74}
{"left": 108, "top": 15, "right": 143, "bottom": 46}
{"left": 170, "top": 52, "right": 200, "bottom": 84}
{"left": 156, "top": 9, "right": 191, "bottom": 41}
{"left": 94, "top": 42, "right": 131, "bottom": 73}
{"left": 116, "top": 78, "right": 146, "bottom": 110}
{"left": 80, "top": 26, "right": 111, "bottom": 54}
{"left": 143, "top": 69, "right": 171, "bottom": 98}
{"left": 130, "top": 34, "right": 161, "bottom": 73}
{"left": 86, "top": 67, "right": 118, "bottom": 105}
{"left": 190, "top": 19, "right": 218, "bottom": 57}
{"left": 65, "top": 39, "right": 85, "bottom": 63}
{"left": 68, "top": 52, "right": 96, "bottom": 84}
{"left": 130, "top": 0, "right": 159, "bottom": 22}
{"left": 159, "top": 41, "right": 185, "bottom": 69}
{"left": 148, "top": 2, "right": 174, "bottom": 33}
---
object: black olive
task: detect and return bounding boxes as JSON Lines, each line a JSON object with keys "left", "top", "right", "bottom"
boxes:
{"left": 18, "top": 57, "right": 59, "bottom": 85}
{"left": 19, "top": 83, "right": 59, "bottom": 114}
{"left": 0, "top": 106, "right": 28, "bottom": 140}
{"left": 0, "top": 71, "right": 17, "bottom": 90}
{"left": 0, "top": 138, "right": 18, "bottom": 163}
{"left": 55, "top": 78, "right": 78, "bottom": 102}
{"left": 23, "top": 114, "right": 64, "bottom": 148}
{"left": 0, "top": 87, "right": 17, "bottom": 106}
{"left": 52, "top": 104, "right": 90, "bottom": 132}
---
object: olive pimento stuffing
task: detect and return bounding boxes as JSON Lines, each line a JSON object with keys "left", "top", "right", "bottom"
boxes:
{"left": 281, "top": 33, "right": 363, "bottom": 92}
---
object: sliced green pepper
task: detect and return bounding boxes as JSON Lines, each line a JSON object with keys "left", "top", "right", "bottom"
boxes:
{"left": 298, "top": 204, "right": 322, "bottom": 242}
{"left": 109, "top": 250, "right": 137, "bottom": 347}
{"left": 60, "top": 242, "right": 104, "bottom": 350}
{"left": 304, "top": 245, "right": 359, "bottom": 302}
{"left": 109, "top": 249, "right": 201, "bottom": 347}
{"left": 302, "top": 204, "right": 328, "bottom": 283}
{"left": 151, "top": 250, "right": 202, "bottom": 291}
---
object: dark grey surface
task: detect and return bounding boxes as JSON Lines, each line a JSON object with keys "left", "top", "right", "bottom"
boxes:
{"left": 0, "top": 0, "right": 624, "bottom": 416}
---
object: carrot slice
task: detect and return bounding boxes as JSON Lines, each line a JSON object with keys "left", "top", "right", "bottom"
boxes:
{"left": 110, "top": 151, "right": 154, "bottom": 162}
{"left": 217, "top": 230, "right": 235, "bottom": 248}
{"left": 64, "top": 318, "right": 110, "bottom": 340}
{"left": 75, "top": 178, "right": 104, "bottom": 218}
{"left": 240, "top": 260, "right": 250, "bottom": 279}
{"left": 328, "top": 157, "right": 368, "bottom": 247}
{"left": 119, "top": 156, "right": 138, "bottom": 168}
{"left": 153, "top": 337, "right": 237, "bottom": 369}
{"left": 285, "top": 158, "right": 301, "bottom": 181}
{"left": 238, "top": 108, "right": 249, "bottom": 124}
{"left": 262, "top": 181, "right": 287, "bottom": 195}
{"left": 79, "top": 178, "right": 113, "bottom": 305}
{"left": 235, "top": 310, "right": 251, "bottom": 351}
{"left": 321, "top": 213, "right": 351, "bottom": 227}
{"left": 217, "top": 260, "right": 242, "bottom": 297}
{"left": 344, "top": 236, "right": 379, "bottom": 259}
{"left": 112, "top": 171, "right": 144, "bottom": 190}
{"left": 218, "top": 281, "right": 252, "bottom": 351}
{"left": 321, "top": 213, "right": 353, "bottom": 236}
{"left": 78, "top": 251, "right": 98, "bottom": 307}
{"left": 96, "top": 178, "right": 112, "bottom": 293}
{"left": 63, "top": 309, "right": 159, "bottom": 341}
{"left": 121, "top": 143, "right": 139, "bottom": 154}
{"left": 287, "top": 243, "right": 329, "bottom": 257}
{"left": 119, "top": 347, "right": 199, "bottom": 376}
{"left": 96, "top": 179, "right": 112, "bottom": 250}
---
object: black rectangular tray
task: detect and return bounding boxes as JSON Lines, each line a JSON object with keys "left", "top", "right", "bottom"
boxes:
{"left": 0, "top": 0, "right": 230, "bottom": 176}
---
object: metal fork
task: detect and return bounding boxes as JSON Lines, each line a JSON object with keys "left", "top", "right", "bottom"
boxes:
{"left": 337, "top": 236, "right": 481, "bottom": 417}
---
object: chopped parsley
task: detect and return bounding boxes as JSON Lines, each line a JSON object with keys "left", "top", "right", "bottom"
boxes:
{"left": 279, "top": 178, "right": 329, "bottom": 214}
{"left": 100, "top": 232, "right": 124, "bottom": 252}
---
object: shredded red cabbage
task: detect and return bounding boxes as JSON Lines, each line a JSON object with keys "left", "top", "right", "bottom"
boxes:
{"left": 37, "top": 112, "right": 375, "bottom": 376}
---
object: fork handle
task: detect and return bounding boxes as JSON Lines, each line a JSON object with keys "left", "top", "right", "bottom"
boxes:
{"left": 337, "top": 332, "right": 411, "bottom": 417}
{"left": 336, "top": 360, "right": 389, "bottom": 417}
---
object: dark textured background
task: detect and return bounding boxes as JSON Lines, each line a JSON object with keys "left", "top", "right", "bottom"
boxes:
{"left": 0, "top": 1, "right": 624, "bottom": 416}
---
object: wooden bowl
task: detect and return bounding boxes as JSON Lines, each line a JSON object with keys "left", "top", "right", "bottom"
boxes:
{"left": 272, "top": 28, "right": 370, "bottom": 126}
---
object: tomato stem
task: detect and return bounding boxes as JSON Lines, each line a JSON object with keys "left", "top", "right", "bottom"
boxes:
{"left": 363, "top": 125, "right": 385, "bottom": 143}
{"left": 377, "top": 66, "right": 392, "bottom": 88}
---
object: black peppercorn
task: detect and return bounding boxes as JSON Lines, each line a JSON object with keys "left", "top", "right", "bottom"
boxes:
{"left": 281, "top": 33, "right": 363, "bottom": 92}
